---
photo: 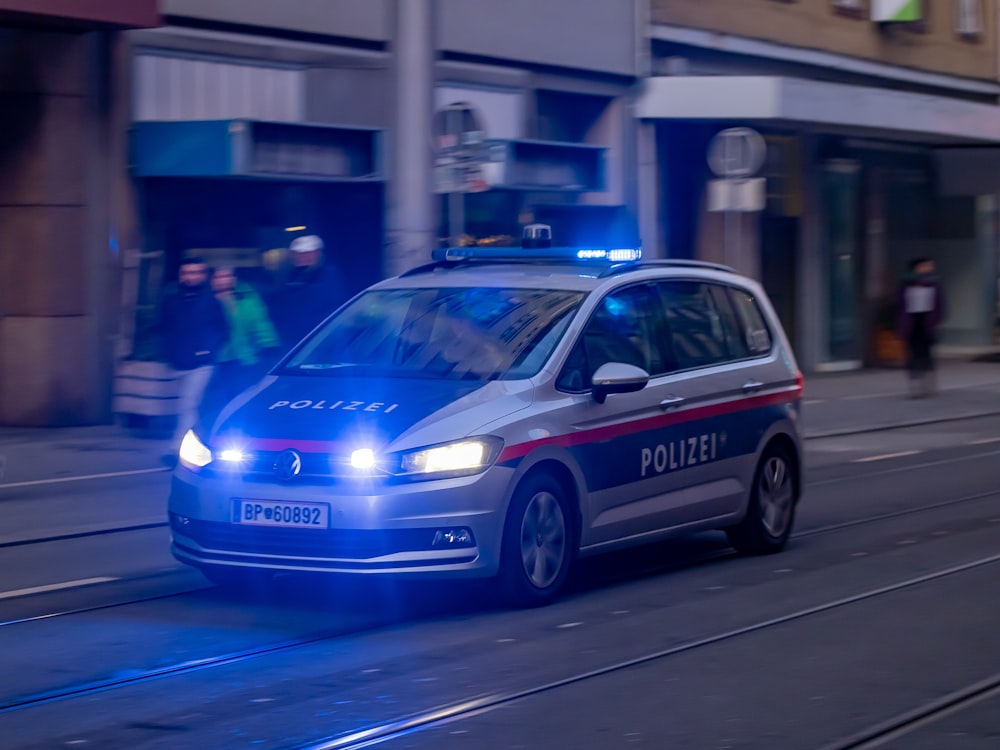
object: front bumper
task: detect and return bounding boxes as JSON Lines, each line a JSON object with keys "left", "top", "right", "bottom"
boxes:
{"left": 167, "top": 465, "right": 514, "bottom": 578}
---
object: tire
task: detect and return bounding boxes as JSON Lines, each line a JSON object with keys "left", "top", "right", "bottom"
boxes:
{"left": 498, "top": 473, "right": 576, "bottom": 608}
{"left": 726, "top": 443, "right": 797, "bottom": 555}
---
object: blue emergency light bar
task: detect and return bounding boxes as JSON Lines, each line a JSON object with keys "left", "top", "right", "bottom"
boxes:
{"left": 431, "top": 246, "right": 643, "bottom": 263}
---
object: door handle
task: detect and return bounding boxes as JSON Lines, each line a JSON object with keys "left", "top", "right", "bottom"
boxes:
{"left": 742, "top": 380, "right": 764, "bottom": 394}
{"left": 660, "top": 395, "right": 685, "bottom": 410}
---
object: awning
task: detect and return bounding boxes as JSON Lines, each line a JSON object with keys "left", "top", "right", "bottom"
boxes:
{"left": 130, "top": 120, "right": 384, "bottom": 182}
{"left": 636, "top": 76, "right": 1000, "bottom": 145}
{"left": 434, "top": 138, "right": 608, "bottom": 194}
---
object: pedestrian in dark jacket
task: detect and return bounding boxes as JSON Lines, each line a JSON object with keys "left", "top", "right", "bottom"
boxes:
{"left": 266, "top": 235, "right": 348, "bottom": 350}
{"left": 158, "top": 256, "right": 229, "bottom": 455}
{"left": 202, "top": 265, "right": 281, "bottom": 416}
{"left": 897, "top": 257, "right": 946, "bottom": 398}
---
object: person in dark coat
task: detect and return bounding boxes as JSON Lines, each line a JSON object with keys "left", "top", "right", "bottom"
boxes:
{"left": 158, "top": 256, "right": 229, "bottom": 455}
{"left": 266, "top": 235, "right": 349, "bottom": 351}
{"left": 897, "top": 257, "right": 946, "bottom": 398}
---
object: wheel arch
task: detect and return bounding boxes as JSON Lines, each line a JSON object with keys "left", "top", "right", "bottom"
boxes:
{"left": 508, "top": 457, "right": 583, "bottom": 548}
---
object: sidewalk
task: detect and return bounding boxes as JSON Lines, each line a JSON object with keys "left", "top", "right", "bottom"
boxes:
{"left": 1, "top": 359, "right": 999, "bottom": 486}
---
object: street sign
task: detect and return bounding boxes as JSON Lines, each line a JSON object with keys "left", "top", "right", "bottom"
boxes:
{"left": 708, "top": 127, "right": 766, "bottom": 179}
{"left": 706, "top": 128, "right": 767, "bottom": 272}
{"left": 707, "top": 178, "right": 766, "bottom": 212}
{"left": 432, "top": 102, "right": 491, "bottom": 194}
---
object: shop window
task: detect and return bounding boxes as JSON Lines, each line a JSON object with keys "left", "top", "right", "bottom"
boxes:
{"left": 533, "top": 90, "right": 610, "bottom": 144}
{"left": 956, "top": 0, "right": 983, "bottom": 39}
{"left": 763, "top": 137, "right": 802, "bottom": 218}
{"left": 831, "top": 0, "right": 865, "bottom": 18}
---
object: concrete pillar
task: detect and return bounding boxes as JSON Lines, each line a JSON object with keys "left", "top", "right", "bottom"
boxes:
{"left": 0, "top": 28, "right": 115, "bottom": 425}
{"left": 385, "top": 0, "right": 436, "bottom": 277}
{"left": 636, "top": 121, "right": 663, "bottom": 258}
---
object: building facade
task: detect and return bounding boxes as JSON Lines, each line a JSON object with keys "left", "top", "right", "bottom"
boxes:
{"left": 0, "top": 0, "right": 161, "bottom": 426}
{"left": 1, "top": 0, "right": 645, "bottom": 426}
{"left": 637, "top": 0, "right": 1000, "bottom": 371}
{"left": 6, "top": 0, "right": 1000, "bottom": 426}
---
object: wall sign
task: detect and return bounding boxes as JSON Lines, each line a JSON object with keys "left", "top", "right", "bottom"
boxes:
{"left": 871, "top": 0, "right": 921, "bottom": 22}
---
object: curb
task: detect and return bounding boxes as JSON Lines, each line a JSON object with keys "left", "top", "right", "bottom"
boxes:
{"left": 803, "top": 408, "right": 1000, "bottom": 440}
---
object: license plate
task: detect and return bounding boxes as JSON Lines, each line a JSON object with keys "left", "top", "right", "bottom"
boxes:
{"left": 233, "top": 499, "right": 330, "bottom": 529}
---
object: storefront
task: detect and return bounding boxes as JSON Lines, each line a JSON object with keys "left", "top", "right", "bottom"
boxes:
{"left": 432, "top": 81, "right": 638, "bottom": 250}
{"left": 125, "top": 119, "right": 385, "bottom": 360}
{"left": 637, "top": 74, "right": 1000, "bottom": 371}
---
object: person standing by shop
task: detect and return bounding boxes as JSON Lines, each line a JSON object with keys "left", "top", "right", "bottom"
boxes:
{"left": 898, "top": 257, "right": 946, "bottom": 398}
{"left": 158, "top": 256, "right": 229, "bottom": 462}
{"left": 203, "top": 265, "right": 281, "bottom": 415}
{"left": 267, "top": 234, "right": 349, "bottom": 350}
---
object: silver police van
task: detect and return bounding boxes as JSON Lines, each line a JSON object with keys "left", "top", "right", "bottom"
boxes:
{"left": 169, "top": 227, "right": 803, "bottom": 606}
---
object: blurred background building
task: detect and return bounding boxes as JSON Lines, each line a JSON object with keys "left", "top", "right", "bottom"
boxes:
{"left": 638, "top": 0, "right": 1000, "bottom": 371}
{"left": 1, "top": 0, "right": 999, "bottom": 425}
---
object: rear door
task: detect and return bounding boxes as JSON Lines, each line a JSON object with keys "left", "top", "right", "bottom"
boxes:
{"left": 553, "top": 282, "right": 700, "bottom": 548}
{"left": 650, "top": 279, "right": 789, "bottom": 522}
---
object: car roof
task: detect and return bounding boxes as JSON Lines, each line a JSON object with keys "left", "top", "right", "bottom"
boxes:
{"left": 374, "top": 256, "right": 760, "bottom": 294}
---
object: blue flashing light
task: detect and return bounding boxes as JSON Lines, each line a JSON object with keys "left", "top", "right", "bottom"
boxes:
{"left": 432, "top": 246, "right": 642, "bottom": 263}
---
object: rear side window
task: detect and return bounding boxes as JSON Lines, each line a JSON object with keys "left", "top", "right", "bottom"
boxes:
{"left": 728, "top": 288, "right": 773, "bottom": 355}
{"left": 658, "top": 281, "right": 733, "bottom": 370}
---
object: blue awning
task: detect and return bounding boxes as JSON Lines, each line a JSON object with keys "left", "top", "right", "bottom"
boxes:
{"left": 130, "top": 120, "right": 384, "bottom": 181}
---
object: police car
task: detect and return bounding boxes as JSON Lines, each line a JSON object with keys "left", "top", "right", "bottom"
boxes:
{"left": 169, "top": 226, "right": 803, "bottom": 607}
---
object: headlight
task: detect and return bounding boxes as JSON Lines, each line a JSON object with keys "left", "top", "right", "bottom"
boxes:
{"left": 391, "top": 436, "right": 504, "bottom": 479}
{"left": 179, "top": 430, "right": 213, "bottom": 468}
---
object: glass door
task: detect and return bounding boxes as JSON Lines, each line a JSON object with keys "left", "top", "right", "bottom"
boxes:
{"left": 822, "top": 160, "right": 863, "bottom": 366}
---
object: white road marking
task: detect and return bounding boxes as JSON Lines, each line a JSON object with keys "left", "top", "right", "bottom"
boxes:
{"left": 803, "top": 399, "right": 824, "bottom": 406}
{"left": 557, "top": 622, "right": 583, "bottom": 629}
{"left": 968, "top": 437, "right": 1000, "bottom": 446}
{"left": 0, "top": 577, "right": 118, "bottom": 600}
{"left": 0, "top": 467, "right": 167, "bottom": 490}
{"left": 853, "top": 450, "right": 920, "bottom": 463}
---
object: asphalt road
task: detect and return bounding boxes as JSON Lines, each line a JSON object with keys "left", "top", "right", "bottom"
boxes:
{"left": 2, "top": 415, "right": 1000, "bottom": 749}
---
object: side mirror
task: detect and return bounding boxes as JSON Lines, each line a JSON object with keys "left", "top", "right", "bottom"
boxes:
{"left": 591, "top": 362, "right": 649, "bottom": 404}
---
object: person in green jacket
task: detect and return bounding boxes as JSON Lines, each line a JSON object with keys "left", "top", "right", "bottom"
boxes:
{"left": 203, "top": 265, "right": 282, "bottom": 417}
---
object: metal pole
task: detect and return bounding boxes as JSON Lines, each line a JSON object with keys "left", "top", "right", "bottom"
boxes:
{"left": 447, "top": 106, "right": 464, "bottom": 244}
{"left": 449, "top": 191, "right": 464, "bottom": 245}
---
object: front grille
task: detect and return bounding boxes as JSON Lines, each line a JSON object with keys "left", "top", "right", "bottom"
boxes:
{"left": 170, "top": 514, "right": 463, "bottom": 560}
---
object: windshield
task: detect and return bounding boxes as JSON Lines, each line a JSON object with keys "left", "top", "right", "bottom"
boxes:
{"left": 280, "top": 287, "right": 585, "bottom": 381}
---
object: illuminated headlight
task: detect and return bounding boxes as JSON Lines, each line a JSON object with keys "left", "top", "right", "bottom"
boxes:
{"left": 393, "top": 436, "right": 503, "bottom": 479}
{"left": 178, "top": 430, "right": 213, "bottom": 468}
{"left": 218, "top": 448, "right": 248, "bottom": 463}
{"left": 350, "top": 448, "right": 376, "bottom": 470}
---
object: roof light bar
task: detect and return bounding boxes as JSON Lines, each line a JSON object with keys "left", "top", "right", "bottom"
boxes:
{"left": 431, "top": 246, "right": 642, "bottom": 263}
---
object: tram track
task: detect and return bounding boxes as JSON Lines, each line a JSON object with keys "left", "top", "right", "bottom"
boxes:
{"left": 3, "top": 482, "right": 1000, "bottom": 631}
{"left": 3, "top": 522, "right": 1000, "bottom": 734}
{"left": 291, "top": 551, "right": 1000, "bottom": 749}
{"left": 817, "top": 672, "right": 1000, "bottom": 750}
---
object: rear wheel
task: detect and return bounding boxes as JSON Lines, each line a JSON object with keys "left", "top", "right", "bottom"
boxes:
{"left": 726, "top": 443, "right": 797, "bottom": 555}
{"left": 498, "top": 473, "right": 575, "bottom": 608}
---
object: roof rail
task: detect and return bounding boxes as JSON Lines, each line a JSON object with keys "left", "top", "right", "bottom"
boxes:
{"left": 599, "top": 258, "right": 735, "bottom": 278}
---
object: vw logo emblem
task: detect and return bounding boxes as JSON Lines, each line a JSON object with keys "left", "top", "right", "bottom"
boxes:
{"left": 274, "top": 449, "right": 303, "bottom": 481}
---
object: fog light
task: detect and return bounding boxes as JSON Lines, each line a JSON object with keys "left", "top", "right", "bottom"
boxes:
{"left": 432, "top": 528, "right": 474, "bottom": 548}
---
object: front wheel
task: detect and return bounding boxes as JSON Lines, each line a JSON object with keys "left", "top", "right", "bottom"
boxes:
{"left": 498, "top": 473, "right": 575, "bottom": 608}
{"left": 726, "top": 443, "right": 797, "bottom": 555}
